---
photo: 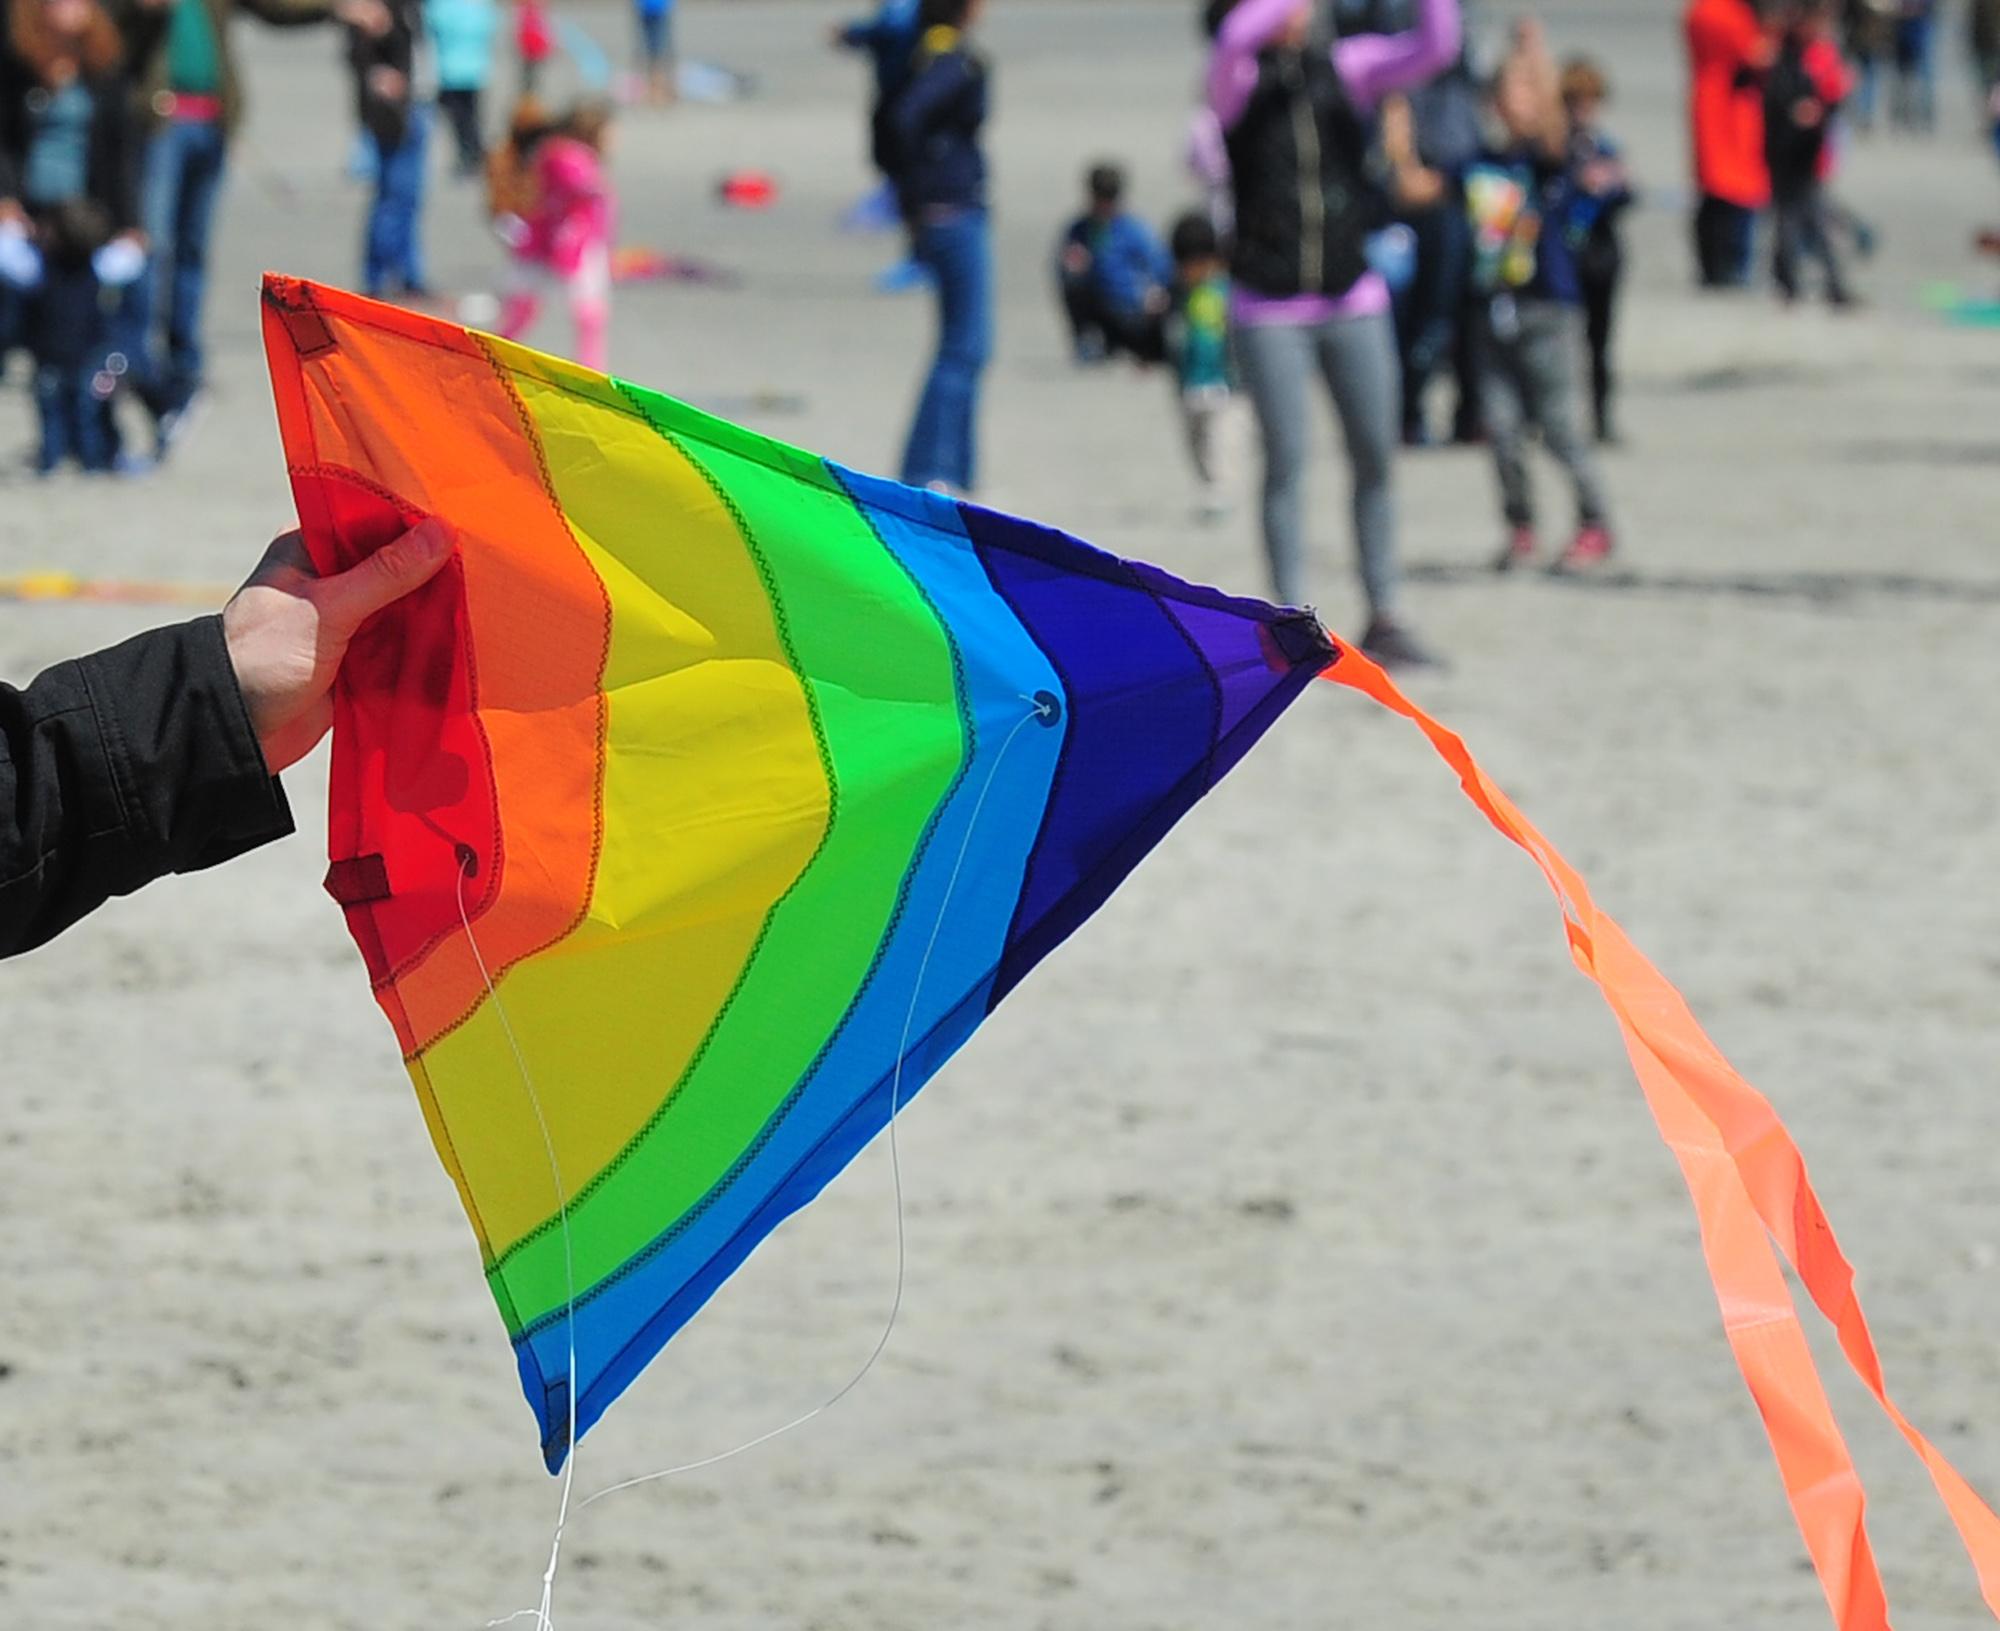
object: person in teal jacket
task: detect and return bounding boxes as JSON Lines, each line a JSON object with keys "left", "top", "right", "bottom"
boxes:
{"left": 428, "top": 0, "right": 498, "bottom": 174}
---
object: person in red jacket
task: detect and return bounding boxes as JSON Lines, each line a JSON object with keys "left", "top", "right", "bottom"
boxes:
{"left": 1685, "top": 0, "right": 1774, "bottom": 287}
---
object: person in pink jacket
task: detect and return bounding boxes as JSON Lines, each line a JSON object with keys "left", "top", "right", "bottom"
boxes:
{"left": 1208, "top": 0, "right": 1461, "bottom": 668}
{"left": 495, "top": 102, "right": 615, "bottom": 371}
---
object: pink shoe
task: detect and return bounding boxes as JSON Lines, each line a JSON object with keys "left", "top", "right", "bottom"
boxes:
{"left": 1552, "top": 523, "right": 1614, "bottom": 573}
{"left": 1492, "top": 524, "right": 1537, "bottom": 572}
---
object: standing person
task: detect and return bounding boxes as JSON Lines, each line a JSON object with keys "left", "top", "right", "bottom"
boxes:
{"left": 1388, "top": 52, "right": 1483, "bottom": 447}
{"left": 350, "top": 0, "right": 429, "bottom": 299}
{"left": 832, "top": 0, "right": 920, "bottom": 278}
{"left": 1560, "top": 54, "right": 1632, "bottom": 444}
{"left": 428, "top": 0, "right": 495, "bottom": 176}
{"left": 1685, "top": 0, "right": 1772, "bottom": 288}
{"left": 113, "top": 0, "right": 385, "bottom": 454}
{"left": 1889, "top": 0, "right": 1935, "bottom": 131}
{"left": 1165, "top": 209, "right": 1242, "bottom": 519}
{"left": 512, "top": 0, "right": 547, "bottom": 94}
{"left": 1, "top": 0, "right": 148, "bottom": 471}
{"left": 1843, "top": 0, "right": 1892, "bottom": 129}
{"left": 1384, "top": 20, "right": 1615, "bottom": 573}
{"left": 881, "top": 0, "right": 989, "bottom": 495}
{"left": 632, "top": 0, "right": 671, "bottom": 105}
{"left": 1207, "top": 0, "right": 1461, "bottom": 666}
{"left": 1766, "top": 0, "right": 1853, "bottom": 304}
{"left": 1973, "top": 0, "right": 2000, "bottom": 116}
{"left": 1054, "top": 161, "right": 1173, "bottom": 364}
{"left": 494, "top": 101, "right": 615, "bottom": 370}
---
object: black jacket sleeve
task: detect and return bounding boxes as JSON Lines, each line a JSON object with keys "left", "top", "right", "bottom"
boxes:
{"left": 0, "top": 615, "right": 295, "bottom": 958}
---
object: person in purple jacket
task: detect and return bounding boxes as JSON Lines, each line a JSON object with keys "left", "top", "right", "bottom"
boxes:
{"left": 1208, "top": 0, "right": 1460, "bottom": 667}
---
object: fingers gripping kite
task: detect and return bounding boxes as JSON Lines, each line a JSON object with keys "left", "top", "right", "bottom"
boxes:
{"left": 261, "top": 274, "right": 1998, "bottom": 1630}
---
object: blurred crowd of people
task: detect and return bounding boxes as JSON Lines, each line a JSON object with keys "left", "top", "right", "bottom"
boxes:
{"left": 0, "top": 0, "right": 664, "bottom": 473}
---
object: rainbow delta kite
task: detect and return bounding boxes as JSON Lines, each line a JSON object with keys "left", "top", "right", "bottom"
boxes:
{"left": 263, "top": 277, "right": 2000, "bottom": 1631}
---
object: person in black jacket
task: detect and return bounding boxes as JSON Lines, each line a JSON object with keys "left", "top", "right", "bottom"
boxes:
{"left": 880, "top": 0, "right": 989, "bottom": 494}
{"left": 0, "top": 519, "right": 452, "bottom": 959}
{"left": 0, "top": 0, "right": 149, "bottom": 470}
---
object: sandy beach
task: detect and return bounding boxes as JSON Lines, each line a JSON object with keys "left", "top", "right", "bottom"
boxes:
{"left": 2, "top": 2, "right": 1998, "bottom": 1626}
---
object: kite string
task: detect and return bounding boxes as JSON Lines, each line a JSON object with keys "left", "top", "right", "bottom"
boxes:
{"left": 457, "top": 695, "right": 1052, "bottom": 1620}
{"left": 579, "top": 697, "right": 1050, "bottom": 1508}
{"left": 458, "top": 857, "right": 579, "bottom": 1631}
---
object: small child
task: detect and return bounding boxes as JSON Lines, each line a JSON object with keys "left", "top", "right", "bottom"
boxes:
{"left": 1765, "top": 0, "right": 1855, "bottom": 307}
{"left": 491, "top": 101, "right": 617, "bottom": 371}
{"left": 1559, "top": 55, "right": 1633, "bottom": 444}
{"left": 1054, "top": 162, "right": 1174, "bottom": 365}
{"left": 1385, "top": 20, "right": 1615, "bottom": 573}
{"left": 1165, "top": 211, "right": 1239, "bottom": 520}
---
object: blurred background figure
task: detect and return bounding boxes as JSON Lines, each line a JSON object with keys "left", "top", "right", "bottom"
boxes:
{"left": 830, "top": 0, "right": 919, "bottom": 283}
{"left": 1388, "top": 18, "right": 1613, "bottom": 574}
{"left": 1887, "top": 0, "right": 1936, "bottom": 131}
{"left": 1054, "top": 160, "right": 1172, "bottom": 365}
{"left": 1165, "top": 209, "right": 1240, "bottom": 521}
{"left": 1561, "top": 53, "right": 1632, "bottom": 445}
{"left": 1844, "top": 0, "right": 1892, "bottom": 130}
{"left": 1, "top": 0, "right": 147, "bottom": 471}
{"left": 631, "top": 0, "right": 669, "bottom": 105}
{"left": 1685, "top": 0, "right": 1772, "bottom": 289}
{"left": 494, "top": 99, "right": 615, "bottom": 368}
{"left": 1973, "top": 0, "right": 2000, "bottom": 122}
{"left": 116, "top": 0, "right": 385, "bottom": 456}
{"left": 428, "top": 0, "right": 495, "bottom": 177}
{"left": 1208, "top": 0, "right": 1462, "bottom": 668}
{"left": 1765, "top": 0, "right": 1855, "bottom": 306}
{"left": 881, "top": 0, "right": 989, "bottom": 495}
{"left": 512, "top": 0, "right": 547, "bottom": 96}
{"left": 347, "top": 0, "right": 428, "bottom": 299}
{"left": 1386, "top": 52, "right": 1483, "bottom": 447}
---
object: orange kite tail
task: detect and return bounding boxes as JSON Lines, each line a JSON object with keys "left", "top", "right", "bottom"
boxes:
{"left": 1323, "top": 649, "right": 2000, "bottom": 1631}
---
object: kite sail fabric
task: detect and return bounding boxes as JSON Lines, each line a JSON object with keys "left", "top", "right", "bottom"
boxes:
{"left": 259, "top": 275, "right": 1334, "bottom": 1473}
{"left": 262, "top": 274, "right": 2000, "bottom": 1631}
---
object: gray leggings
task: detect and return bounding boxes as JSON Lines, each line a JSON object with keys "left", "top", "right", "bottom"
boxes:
{"left": 1234, "top": 308, "right": 1400, "bottom": 617}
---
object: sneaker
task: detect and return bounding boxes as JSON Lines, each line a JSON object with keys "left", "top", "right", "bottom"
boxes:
{"left": 1551, "top": 523, "right": 1614, "bottom": 574}
{"left": 1359, "top": 616, "right": 1442, "bottom": 670}
{"left": 1492, "top": 524, "right": 1537, "bottom": 572}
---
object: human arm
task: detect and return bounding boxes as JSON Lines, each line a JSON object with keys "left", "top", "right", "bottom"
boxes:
{"left": 1380, "top": 93, "right": 1446, "bottom": 208}
{"left": 0, "top": 520, "right": 452, "bottom": 960}
{"left": 1503, "top": 18, "right": 1569, "bottom": 160}
{"left": 1335, "top": 0, "right": 1462, "bottom": 113}
{"left": 1208, "top": 0, "right": 1305, "bottom": 129}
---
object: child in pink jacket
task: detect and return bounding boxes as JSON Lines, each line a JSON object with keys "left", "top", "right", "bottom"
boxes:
{"left": 494, "top": 103, "right": 616, "bottom": 371}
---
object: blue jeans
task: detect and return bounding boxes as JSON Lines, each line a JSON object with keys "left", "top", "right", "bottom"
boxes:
{"left": 899, "top": 209, "right": 991, "bottom": 492}
{"left": 30, "top": 265, "right": 119, "bottom": 472}
{"left": 132, "top": 116, "right": 227, "bottom": 412}
{"left": 365, "top": 103, "right": 432, "bottom": 297}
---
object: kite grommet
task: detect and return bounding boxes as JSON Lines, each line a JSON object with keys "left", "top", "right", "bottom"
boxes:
{"left": 455, "top": 842, "right": 480, "bottom": 878}
{"left": 1031, "top": 690, "right": 1062, "bottom": 728}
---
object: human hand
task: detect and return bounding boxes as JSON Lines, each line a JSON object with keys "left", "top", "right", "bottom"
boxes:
{"left": 366, "top": 62, "right": 408, "bottom": 100}
{"left": 1061, "top": 243, "right": 1090, "bottom": 275}
{"left": 1793, "top": 97, "right": 1824, "bottom": 127}
{"left": 222, "top": 520, "right": 454, "bottom": 773}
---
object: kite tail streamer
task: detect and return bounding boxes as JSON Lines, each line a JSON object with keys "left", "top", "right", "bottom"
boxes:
{"left": 1321, "top": 649, "right": 2000, "bottom": 1631}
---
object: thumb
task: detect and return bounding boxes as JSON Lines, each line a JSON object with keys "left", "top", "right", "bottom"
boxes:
{"left": 318, "top": 517, "right": 455, "bottom": 631}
